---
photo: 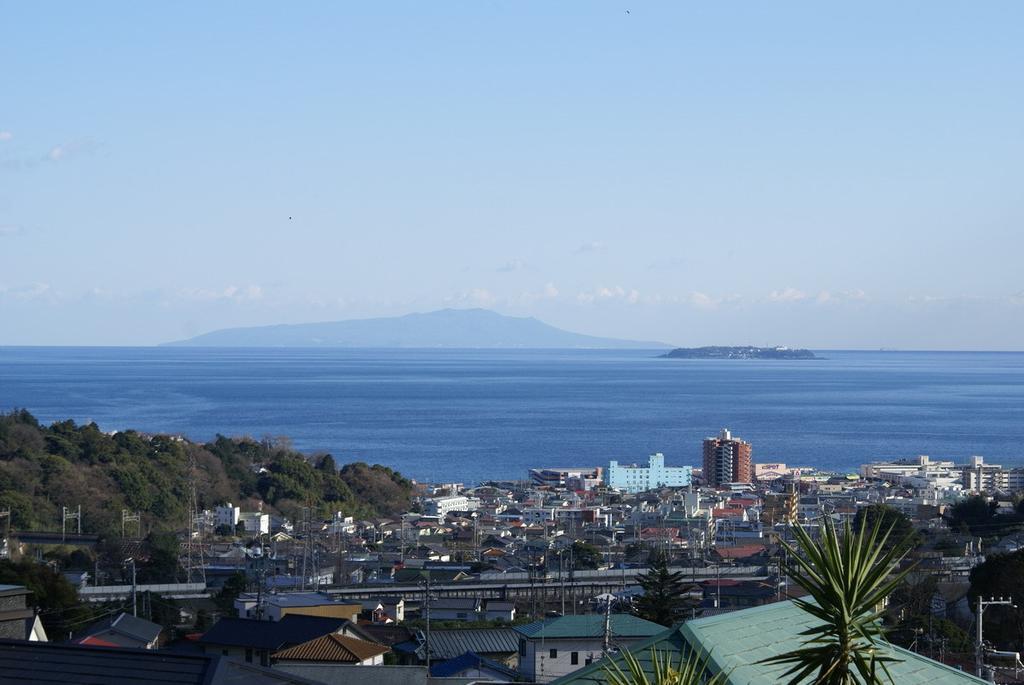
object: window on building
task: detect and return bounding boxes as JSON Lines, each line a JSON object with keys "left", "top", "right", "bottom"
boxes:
{"left": 245, "top": 648, "right": 253, "bottom": 663}
{"left": 571, "top": 652, "right": 579, "bottom": 665}
{"left": 550, "top": 648, "right": 558, "bottom": 659}
{"left": 520, "top": 640, "right": 526, "bottom": 656}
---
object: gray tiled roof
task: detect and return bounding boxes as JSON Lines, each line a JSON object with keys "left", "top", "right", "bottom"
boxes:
{"left": 427, "top": 628, "right": 520, "bottom": 660}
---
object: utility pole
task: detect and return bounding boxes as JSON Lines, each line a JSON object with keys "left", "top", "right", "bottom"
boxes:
{"left": 0, "top": 508, "right": 10, "bottom": 559}
{"left": 715, "top": 558, "right": 721, "bottom": 608}
{"left": 300, "top": 506, "right": 313, "bottom": 591}
{"left": 601, "top": 595, "right": 614, "bottom": 656}
{"left": 976, "top": 596, "right": 1015, "bottom": 678}
{"left": 561, "top": 548, "right": 569, "bottom": 614}
{"left": 124, "top": 558, "right": 137, "bottom": 617}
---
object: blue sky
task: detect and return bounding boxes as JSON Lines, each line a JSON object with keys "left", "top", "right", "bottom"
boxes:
{"left": 1, "top": 2, "right": 1022, "bottom": 348}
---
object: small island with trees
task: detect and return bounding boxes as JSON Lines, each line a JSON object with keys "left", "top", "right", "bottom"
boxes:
{"left": 660, "top": 345, "right": 818, "bottom": 360}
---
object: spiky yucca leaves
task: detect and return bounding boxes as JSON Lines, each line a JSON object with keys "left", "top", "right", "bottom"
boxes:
{"left": 604, "top": 646, "right": 727, "bottom": 685}
{"left": 760, "top": 516, "right": 916, "bottom": 685}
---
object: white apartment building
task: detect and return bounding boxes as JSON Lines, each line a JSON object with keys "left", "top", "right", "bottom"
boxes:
{"left": 606, "top": 453, "right": 692, "bottom": 494}
{"left": 861, "top": 455, "right": 957, "bottom": 481}
{"left": 239, "top": 512, "right": 270, "bottom": 535}
{"left": 422, "top": 495, "right": 480, "bottom": 518}
{"left": 215, "top": 503, "right": 241, "bottom": 528}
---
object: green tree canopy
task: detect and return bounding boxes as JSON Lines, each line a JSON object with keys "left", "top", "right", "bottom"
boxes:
{"left": 853, "top": 505, "right": 920, "bottom": 548}
{"left": 968, "top": 550, "right": 1024, "bottom": 650}
{"left": 633, "top": 551, "right": 691, "bottom": 626}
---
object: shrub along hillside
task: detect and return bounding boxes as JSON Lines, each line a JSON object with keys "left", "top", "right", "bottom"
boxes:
{"left": 0, "top": 409, "right": 413, "bottom": 540}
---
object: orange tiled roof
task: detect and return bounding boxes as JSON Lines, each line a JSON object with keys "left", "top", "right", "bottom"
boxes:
{"left": 273, "top": 633, "right": 390, "bottom": 663}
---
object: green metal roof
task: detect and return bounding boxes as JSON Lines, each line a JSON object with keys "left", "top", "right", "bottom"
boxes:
{"left": 551, "top": 601, "right": 987, "bottom": 685}
{"left": 682, "top": 600, "right": 986, "bottom": 684}
{"left": 548, "top": 627, "right": 688, "bottom": 685}
{"left": 515, "top": 615, "right": 665, "bottom": 640}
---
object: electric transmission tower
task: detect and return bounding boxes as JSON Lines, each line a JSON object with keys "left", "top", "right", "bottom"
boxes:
{"left": 178, "top": 453, "right": 207, "bottom": 585}
{"left": 121, "top": 509, "right": 141, "bottom": 540}
{"left": 62, "top": 505, "right": 81, "bottom": 542}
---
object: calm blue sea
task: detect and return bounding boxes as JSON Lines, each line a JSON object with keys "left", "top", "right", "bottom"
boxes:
{"left": 1, "top": 347, "right": 1023, "bottom": 484}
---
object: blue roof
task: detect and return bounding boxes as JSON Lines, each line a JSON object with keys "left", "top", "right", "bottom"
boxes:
{"left": 430, "top": 651, "right": 520, "bottom": 679}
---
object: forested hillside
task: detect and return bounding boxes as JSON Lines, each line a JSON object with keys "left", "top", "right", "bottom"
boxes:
{"left": 0, "top": 409, "right": 413, "bottom": 540}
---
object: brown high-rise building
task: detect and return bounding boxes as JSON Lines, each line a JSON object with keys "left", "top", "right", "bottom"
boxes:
{"left": 702, "top": 428, "right": 753, "bottom": 487}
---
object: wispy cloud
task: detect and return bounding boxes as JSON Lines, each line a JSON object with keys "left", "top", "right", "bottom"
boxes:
{"left": 45, "top": 138, "right": 98, "bottom": 163}
{"left": 511, "top": 282, "right": 561, "bottom": 305}
{"left": 675, "top": 291, "right": 743, "bottom": 310}
{"left": 768, "top": 287, "right": 808, "bottom": 303}
{"left": 176, "top": 284, "right": 264, "bottom": 303}
{"left": 0, "top": 282, "right": 56, "bottom": 303}
{"left": 815, "top": 289, "right": 867, "bottom": 305}
{"left": 0, "top": 131, "right": 12, "bottom": 142}
{"left": 443, "top": 288, "right": 498, "bottom": 307}
{"left": 573, "top": 241, "right": 605, "bottom": 255}
{"left": 0, "top": 224, "right": 25, "bottom": 237}
{"left": 576, "top": 285, "right": 640, "bottom": 304}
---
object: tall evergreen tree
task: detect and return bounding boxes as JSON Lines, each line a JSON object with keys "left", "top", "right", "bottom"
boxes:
{"left": 633, "top": 551, "right": 688, "bottom": 626}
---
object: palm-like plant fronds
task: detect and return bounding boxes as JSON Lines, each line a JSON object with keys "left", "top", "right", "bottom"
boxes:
{"left": 759, "top": 515, "right": 917, "bottom": 685}
{"left": 604, "top": 646, "right": 727, "bottom": 685}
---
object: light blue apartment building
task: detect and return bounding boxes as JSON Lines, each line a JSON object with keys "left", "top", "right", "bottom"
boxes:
{"left": 606, "top": 453, "right": 692, "bottom": 493}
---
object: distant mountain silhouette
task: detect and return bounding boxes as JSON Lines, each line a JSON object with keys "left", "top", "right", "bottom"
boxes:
{"left": 163, "top": 308, "right": 669, "bottom": 349}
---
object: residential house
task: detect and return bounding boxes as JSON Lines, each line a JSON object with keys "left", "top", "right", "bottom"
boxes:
{"left": 272, "top": 633, "right": 390, "bottom": 666}
{"left": 426, "top": 597, "right": 481, "bottom": 621}
{"left": 514, "top": 615, "right": 665, "bottom": 683}
{"left": 483, "top": 600, "right": 516, "bottom": 623}
{"left": 199, "top": 614, "right": 374, "bottom": 667}
{"left": 235, "top": 592, "right": 361, "bottom": 622}
{"left": 76, "top": 613, "right": 162, "bottom": 649}
{"left": 410, "top": 627, "right": 521, "bottom": 667}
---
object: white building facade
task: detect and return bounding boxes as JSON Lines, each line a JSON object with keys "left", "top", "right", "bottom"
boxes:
{"left": 606, "top": 453, "right": 692, "bottom": 493}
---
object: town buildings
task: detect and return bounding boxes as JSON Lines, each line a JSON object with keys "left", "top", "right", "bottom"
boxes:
{"left": 861, "top": 454, "right": 1024, "bottom": 496}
